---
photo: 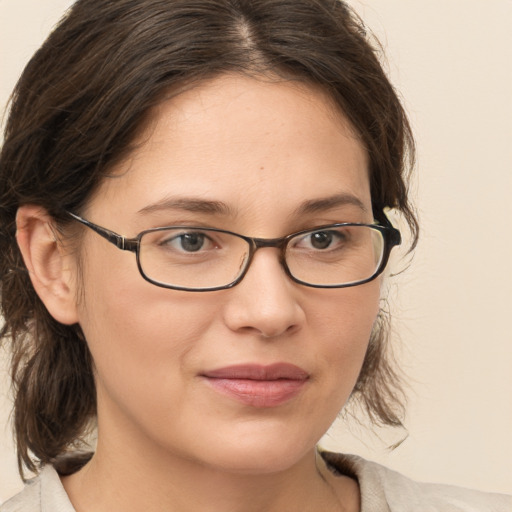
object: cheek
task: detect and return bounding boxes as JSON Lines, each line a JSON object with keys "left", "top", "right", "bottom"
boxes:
{"left": 312, "top": 280, "right": 380, "bottom": 346}
{"left": 309, "top": 282, "right": 380, "bottom": 396}
{"left": 77, "top": 238, "right": 213, "bottom": 346}
{"left": 75, "top": 246, "right": 218, "bottom": 417}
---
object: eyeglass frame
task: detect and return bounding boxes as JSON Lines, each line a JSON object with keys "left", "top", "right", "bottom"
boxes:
{"left": 65, "top": 210, "right": 401, "bottom": 292}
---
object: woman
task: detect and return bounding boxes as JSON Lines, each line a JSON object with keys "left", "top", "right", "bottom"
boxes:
{"left": 0, "top": 0, "right": 509, "bottom": 510}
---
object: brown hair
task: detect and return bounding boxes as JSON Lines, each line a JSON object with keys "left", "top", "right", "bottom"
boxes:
{"left": 0, "top": 0, "right": 417, "bottom": 477}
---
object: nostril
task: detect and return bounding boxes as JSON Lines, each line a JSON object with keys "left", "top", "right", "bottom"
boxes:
{"left": 259, "top": 323, "right": 300, "bottom": 339}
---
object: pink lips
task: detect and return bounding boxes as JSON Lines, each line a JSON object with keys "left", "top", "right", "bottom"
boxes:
{"left": 201, "top": 363, "right": 309, "bottom": 408}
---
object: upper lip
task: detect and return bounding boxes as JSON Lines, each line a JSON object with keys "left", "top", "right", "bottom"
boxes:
{"left": 201, "top": 363, "right": 309, "bottom": 381}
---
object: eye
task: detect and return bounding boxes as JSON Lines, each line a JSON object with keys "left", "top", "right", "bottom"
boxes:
{"left": 309, "top": 231, "right": 335, "bottom": 249}
{"left": 162, "top": 231, "right": 215, "bottom": 253}
{"left": 295, "top": 229, "right": 347, "bottom": 251}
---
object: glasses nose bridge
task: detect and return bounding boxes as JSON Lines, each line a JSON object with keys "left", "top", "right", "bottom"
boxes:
{"left": 251, "top": 235, "right": 288, "bottom": 250}
{"left": 245, "top": 235, "right": 289, "bottom": 273}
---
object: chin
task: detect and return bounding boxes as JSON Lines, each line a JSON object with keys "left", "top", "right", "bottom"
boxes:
{"left": 184, "top": 426, "right": 319, "bottom": 476}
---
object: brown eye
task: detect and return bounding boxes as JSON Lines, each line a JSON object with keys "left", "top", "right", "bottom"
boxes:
{"left": 310, "top": 231, "right": 334, "bottom": 249}
{"left": 293, "top": 229, "right": 346, "bottom": 251}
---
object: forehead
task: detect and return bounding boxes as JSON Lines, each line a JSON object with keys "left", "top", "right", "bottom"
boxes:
{"left": 88, "top": 74, "right": 371, "bottom": 231}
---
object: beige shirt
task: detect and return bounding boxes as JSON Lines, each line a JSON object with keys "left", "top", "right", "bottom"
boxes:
{"left": 1, "top": 453, "right": 510, "bottom": 512}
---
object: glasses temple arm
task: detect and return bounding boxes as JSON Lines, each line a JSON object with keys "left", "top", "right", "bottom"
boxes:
{"left": 65, "top": 211, "right": 138, "bottom": 252}
{"left": 374, "top": 211, "right": 402, "bottom": 246}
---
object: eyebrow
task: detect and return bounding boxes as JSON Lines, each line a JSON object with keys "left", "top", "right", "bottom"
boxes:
{"left": 294, "top": 193, "right": 368, "bottom": 215}
{"left": 138, "top": 197, "right": 234, "bottom": 216}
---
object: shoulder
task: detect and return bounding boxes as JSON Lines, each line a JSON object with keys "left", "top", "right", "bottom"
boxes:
{"left": 321, "top": 451, "right": 512, "bottom": 512}
{"left": 0, "top": 478, "right": 40, "bottom": 512}
{"left": 0, "top": 466, "right": 75, "bottom": 512}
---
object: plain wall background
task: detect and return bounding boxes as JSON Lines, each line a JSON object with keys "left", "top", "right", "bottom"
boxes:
{"left": 1, "top": 0, "right": 511, "bottom": 502}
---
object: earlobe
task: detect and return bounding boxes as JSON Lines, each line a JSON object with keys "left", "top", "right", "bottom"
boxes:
{"left": 16, "top": 205, "right": 79, "bottom": 325}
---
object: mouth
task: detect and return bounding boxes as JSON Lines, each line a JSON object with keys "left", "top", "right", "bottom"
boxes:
{"left": 200, "top": 363, "right": 309, "bottom": 408}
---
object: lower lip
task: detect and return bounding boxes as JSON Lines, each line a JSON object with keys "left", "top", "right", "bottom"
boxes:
{"left": 203, "top": 377, "right": 307, "bottom": 407}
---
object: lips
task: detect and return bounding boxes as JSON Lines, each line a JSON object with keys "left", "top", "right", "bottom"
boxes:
{"left": 201, "top": 363, "right": 309, "bottom": 407}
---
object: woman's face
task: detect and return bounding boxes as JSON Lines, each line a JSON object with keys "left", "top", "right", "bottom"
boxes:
{"left": 75, "top": 74, "right": 380, "bottom": 473}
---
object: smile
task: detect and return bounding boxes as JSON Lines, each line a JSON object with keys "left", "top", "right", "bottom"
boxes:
{"left": 201, "top": 363, "right": 310, "bottom": 407}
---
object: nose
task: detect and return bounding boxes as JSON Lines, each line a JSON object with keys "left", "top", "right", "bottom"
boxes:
{"left": 222, "top": 248, "right": 305, "bottom": 338}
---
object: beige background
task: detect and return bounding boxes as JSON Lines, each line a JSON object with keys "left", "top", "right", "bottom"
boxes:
{"left": 1, "top": 0, "right": 511, "bottom": 502}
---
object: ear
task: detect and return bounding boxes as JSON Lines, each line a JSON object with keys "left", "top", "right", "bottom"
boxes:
{"left": 16, "top": 205, "right": 79, "bottom": 325}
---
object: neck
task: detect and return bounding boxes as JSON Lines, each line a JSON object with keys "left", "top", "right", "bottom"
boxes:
{"left": 61, "top": 438, "right": 357, "bottom": 512}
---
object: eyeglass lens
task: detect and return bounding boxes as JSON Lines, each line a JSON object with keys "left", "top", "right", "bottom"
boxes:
{"left": 138, "top": 225, "right": 385, "bottom": 290}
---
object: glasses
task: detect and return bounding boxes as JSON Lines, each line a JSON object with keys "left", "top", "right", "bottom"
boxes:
{"left": 66, "top": 211, "right": 401, "bottom": 291}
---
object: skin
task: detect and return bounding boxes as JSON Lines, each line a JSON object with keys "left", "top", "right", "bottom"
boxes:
{"left": 17, "top": 74, "right": 381, "bottom": 512}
